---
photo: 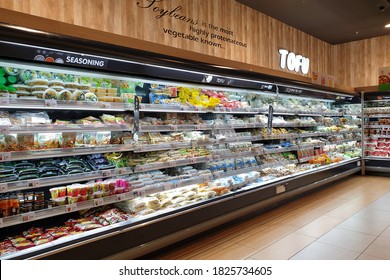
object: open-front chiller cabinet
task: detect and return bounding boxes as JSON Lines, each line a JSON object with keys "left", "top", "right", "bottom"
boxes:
{"left": 363, "top": 91, "right": 390, "bottom": 173}
{"left": 0, "top": 24, "right": 362, "bottom": 259}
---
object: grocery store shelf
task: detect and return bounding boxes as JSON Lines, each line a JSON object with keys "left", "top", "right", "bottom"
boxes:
{"left": 0, "top": 191, "right": 135, "bottom": 229}
{"left": 0, "top": 98, "right": 133, "bottom": 112}
{"left": 0, "top": 144, "right": 134, "bottom": 162}
{"left": 1, "top": 124, "right": 132, "bottom": 134}
{"left": 273, "top": 122, "right": 324, "bottom": 128}
{"left": 0, "top": 167, "right": 133, "bottom": 194}
{"left": 133, "top": 156, "right": 211, "bottom": 173}
{"left": 364, "top": 124, "right": 390, "bottom": 129}
{"left": 139, "top": 122, "right": 267, "bottom": 132}
{"left": 364, "top": 156, "right": 390, "bottom": 161}
{"left": 366, "top": 114, "right": 390, "bottom": 118}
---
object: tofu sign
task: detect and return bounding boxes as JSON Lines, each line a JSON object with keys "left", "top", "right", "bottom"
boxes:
{"left": 278, "top": 49, "right": 310, "bottom": 75}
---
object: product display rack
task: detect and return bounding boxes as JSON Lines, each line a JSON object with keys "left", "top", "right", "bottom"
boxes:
{"left": 362, "top": 91, "right": 390, "bottom": 173}
{"left": 0, "top": 24, "right": 362, "bottom": 259}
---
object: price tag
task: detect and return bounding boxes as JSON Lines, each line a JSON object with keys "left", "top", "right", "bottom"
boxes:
{"left": 0, "top": 97, "right": 10, "bottom": 106}
{"left": 0, "top": 126, "right": 9, "bottom": 134}
{"left": 116, "top": 194, "right": 126, "bottom": 201}
{"left": 170, "top": 125, "right": 178, "bottom": 131}
{"left": 22, "top": 212, "right": 36, "bottom": 222}
{"left": 163, "top": 183, "right": 173, "bottom": 191}
{"left": 102, "top": 169, "right": 112, "bottom": 177}
{"left": 101, "top": 102, "right": 111, "bottom": 109}
{"left": 189, "top": 158, "right": 197, "bottom": 164}
{"left": 66, "top": 203, "right": 78, "bottom": 213}
{"left": 174, "top": 182, "right": 181, "bottom": 189}
{"left": 44, "top": 99, "right": 57, "bottom": 107}
{"left": 27, "top": 179, "right": 41, "bottom": 188}
{"left": 134, "top": 188, "right": 146, "bottom": 197}
{"left": 117, "top": 167, "right": 128, "bottom": 175}
{"left": 168, "top": 161, "right": 175, "bottom": 167}
{"left": 93, "top": 198, "right": 104, "bottom": 207}
{"left": 0, "top": 152, "right": 11, "bottom": 162}
{"left": 0, "top": 183, "right": 8, "bottom": 192}
{"left": 172, "top": 143, "right": 179, "bottom": 149}
{"left": 137, "top": 166, "right": 145, "bottom": 172}
{"left": 139, "top": 104, "right": 145, "bottom": 109}
{"left": 0, "top": 218, "right": 3, "bottom": 228}
{"left": 195, "top": 125, "right": 201, "bottom": 130}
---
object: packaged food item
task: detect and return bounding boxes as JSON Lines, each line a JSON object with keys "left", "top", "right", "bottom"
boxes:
{"left": 5, "top": 134, "right": 18, "bottom": 151}
{"left": 17, "top": 134, "right": 35, "bottom": 151}
{"left": 64, "top": 82, "right": 79, "bottom": 89}
{"left": 58, "top": 89, "right": 72, "bottom": 100}
{"left": 83, "top": 132, "right": 97, "bottom": 146}
{"left": 16, "top": 90, "right": 31, "bottom": 97}
{"left": 49, "top": 186, "right": 67, "bottom": 199}
{"left": 19, "top": 70, "right": 37, "bottom": 82}
{"left": 48, "top": 79, "right": 64, "bottom": 87}
{"left": 43, "top": 88, "right": 58, "bottom": 100}
{"left": 61, "top": 132, "right": 77, "bottom": 148}
{"left": 37, "top": 133, "right": 61, "bottom": 149}
{"left": 72, "top": 90, "right": 86, "bottom": 101}
{"left": 26, "top": 78, "right": 48, "bottom": 86}
{"left": 85, "top": 92, "right": 98, "bottom": 102}
{"left": 96, "top": 131, "right": 111, "bottom": 145}
{"left": 12, "top": 84, "right": 30, "bottom": 92}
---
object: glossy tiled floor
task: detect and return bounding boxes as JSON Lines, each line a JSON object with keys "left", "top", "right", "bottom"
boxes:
{"left": 150, "top": 175, "right": 390, "bottom": 260}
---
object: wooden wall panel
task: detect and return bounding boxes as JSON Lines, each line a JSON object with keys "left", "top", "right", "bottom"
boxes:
{"left": 332, "top": 35, "right": 390, "bottom": 88}
{"left": 0, "top": 0, "right": 388, "bottom": 88}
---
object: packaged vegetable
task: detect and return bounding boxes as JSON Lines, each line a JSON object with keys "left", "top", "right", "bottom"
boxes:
{"left": 58, "top": 89, "right": 72, "bottom": 100}
{"left": 43, "top": 88, "right": 58, "bottom": 100}
{"left": 61, "top": 132, "right": 77, "bottom": 148}
{"left": 96, "top": 131, "right": 111, "bottom": 145}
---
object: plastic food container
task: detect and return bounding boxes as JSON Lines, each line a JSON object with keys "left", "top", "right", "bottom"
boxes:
{"left": 32, "top": 90, "right": 45, "bottom": 99}
{"left": 43, "top": 88, "right": 58, "bottom": 100}
{"left": 31, "top": 85, "right": 48, "bottom": 92}
{"left": 58, "top": 89, "right": 72, "bottom": 101}
{"left": 53, "top": 197, "right": 67, "bottom": 206}
{"left": 26, "top": 78, "right": 49, "bottom": 86}
{"left": 48, "top": 79, "right": 64, "bottom": 87}
{"left": 78, "top": 83, "right": 91, "bottom": 91}
{"left": 67, "top": 184, "right": 80, "bottom": 197}
{"left": 64, "top": 82, "right": 79, "bottom": 89}
{"left": 49, "top": 187, "right": 67, "bottom": 199}
{"left": 67, "top": 196, "right": 78, "bottom": 204}
{"left": 12, "top": 84, "right": 31, "bottom": 91}
{"left": 16, "top": 90, "right": 31, "bottom": 97}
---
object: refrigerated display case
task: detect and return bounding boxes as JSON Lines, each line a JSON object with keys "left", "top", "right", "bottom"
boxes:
{"left": 0, "top": 23, "right": 362, "bottom": 259}
{"left": 363, "top": 91, "right": 390, "bottom": 173}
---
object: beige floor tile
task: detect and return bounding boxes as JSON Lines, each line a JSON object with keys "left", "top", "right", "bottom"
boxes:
{"left": 276, "top": 209, "right": 326, "bottom": 227}
{"left": 183, "top": 243, "right": 258, "bottom": 260}
{"left": 250, "top": 233, "right": 316, "bottom": 260}
{"left": 325, "top": 203, "right": 363, "bottom": 219}
{"left": 317, "top": 227, "right": 377, "bottom": 252}
{"left": 309, "top": 198, "right": 350, "bottom": 212}
{"left": 353, "top": 208, "right": 390, "bottom": 224}
{"left": 337, "top": 216, "right": 389, "bottom": 236}
{"left": 347, "top": 193, "right": 384, "bottom": 208}
{"left": 367, "top": 198, "right": 390, "bottom": 212}
{"left": 379, "top": 226, "right": 390, "bottom": 239}
{"left": 290, "top": 242, "right": 360, "bottom": 260}
{"left": 236, "top": 224, "right": 298, "bottom": 250}
{"left": 357, "top": 254, "right": 384, "bottom": 260}
{"left": 295, "top": 215, "right": 344, "bottom": 238}
{"left": 362, "top": 237, "right": 390, "bottom": 259}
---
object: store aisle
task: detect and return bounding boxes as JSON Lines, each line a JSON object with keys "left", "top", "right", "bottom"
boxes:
{"left": 149, "top": 175, "right": 390, "bottom": 260}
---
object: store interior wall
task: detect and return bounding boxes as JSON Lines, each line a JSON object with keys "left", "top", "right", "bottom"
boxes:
{"left": 0, "top": 0, "right": 389, "bottom": 89}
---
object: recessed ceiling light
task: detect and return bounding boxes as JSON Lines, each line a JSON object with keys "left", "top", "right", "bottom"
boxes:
{"left": 386, "top": 23, "right": 390, "bottom": 28}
